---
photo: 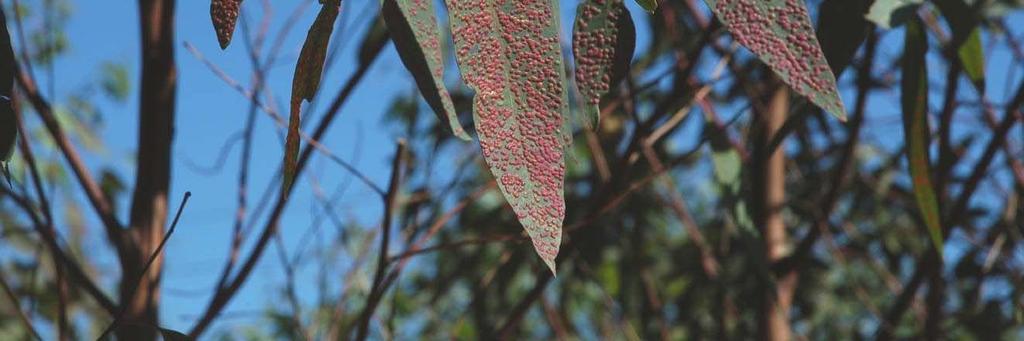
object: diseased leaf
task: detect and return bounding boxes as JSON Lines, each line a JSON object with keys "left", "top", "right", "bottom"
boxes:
{"left": 816, "top": 0, "right": 871, "bottom": 77}
{"left": 447, "top": 0, "right": 570, "bottom": 274}
{"left": 865, "top": 0, "right": 923, "bottom": 29}
{"left": 572, "top": 0, "right": 636, "bottom": 127}
{"left": 382, "top": 0, "right": 470, "bottom": 140}
{"left": 901, "top": 18, "right": 944, "bottom": 255}
{"left": 286, "top": 1, "right": 340, "bottom": 196}
{"left": 957, "top": 28, "right": 985, "bottom": 93}
{"left": 635, "top": 0, "right": 658, "bottom": 12}
{"left": 210, "top": 0, "right": 242, "bottom": 49}
{"left": 706, "top": 0, "right": 848, "bottom": 120}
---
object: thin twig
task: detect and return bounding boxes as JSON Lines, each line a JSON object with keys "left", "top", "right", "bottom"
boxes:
{"left": 0, "top": 270, "right": 43, "bottom": 341}
{"left": 355, "top": 140, "right": 406, "bottom": 341}
{"left": 96, "top": 191, "right": 193, "bottom": 339}
{"left": 188, "top": 35, "right": 385, "bottom": 336}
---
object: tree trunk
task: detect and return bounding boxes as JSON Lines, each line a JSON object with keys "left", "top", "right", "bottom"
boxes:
{"left": 117, "top": 0, "right": 176, "bottom": 339}
{"left": 755, "top": 86, "right": 795, "bottom": 341}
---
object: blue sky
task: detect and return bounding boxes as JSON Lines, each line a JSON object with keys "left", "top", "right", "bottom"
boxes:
{"left": 26, "top": 0, "right": 1024, "bottom": 337}
{"left": 50, "top": 0, "right": 653, "bottom": 335}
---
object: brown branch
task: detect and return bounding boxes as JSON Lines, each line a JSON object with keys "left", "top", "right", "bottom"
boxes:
{"left": 0, "top": 269, "right": 42, "bottom": 341}
{"left": 642, "top": 143, "right": 720, "bottom": 278}
{"left": 98, "top": 191, "right": 192, "bottom": 339}
{"left": 12, "top": 93, "right": 69, "bottom": 340}
{"left": 188, "top": 35, "right": 384, "bottom": 336}
{"left": 878, "top": 75, "right": 1024, "bottom": 339}
{"left": 115, "top": 1, "right": 178, "bottom": 338}
{"left": 0, "top": 186, "right": 118, "bottom": 314}
{"left": 15, "top": 67, "right": 125, "bottom": 252}
{"left": 774, "top": 30, "right": 879, "bottom": 275}
{"left": 355, "top": 140, "right": 406, "bottom": 341}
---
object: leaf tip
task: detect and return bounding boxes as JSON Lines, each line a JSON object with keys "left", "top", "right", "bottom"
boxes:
{"left": 543, "top": 258, "right": 557, "bottom": 276}
{"left": 211, "top": 0, "right": 240, "bottom": 50}
{"left": 835, "top": 111, "right": 848, "bottom": 123}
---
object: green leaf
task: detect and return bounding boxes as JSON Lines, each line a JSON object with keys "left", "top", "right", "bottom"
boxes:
{"left": 865, "top": 0, "right": 923, "bottom": 29}
{"left": 210, "top": 0, "right": 242, "bottom": 49}
{"left": 382, "top": 0, "right": 470, "bottom": 140}
{"left": 286, "top": 1, "right": 341, "bottom": 197}
{"left": 901, "top": 18, "right": 944, "bottom": 256}
{"left": 572, "top": 0, "right": 636, "bottom": 127}
{"left": 447, "top": 0, "right": 571, "bottom": 274}
{"left": 706, "top": 0, "right": 848, "bottom": 120}
{"left": 957, "top": 27, "right": 985, "bottom": 94}
{"left": 100, "top": 61, "right": 132, "bottom": 102}
{"left": 635, "top": 0, "right": 658, "bottom": 12}
{"left": 816, "top": 0, "right": 872, "bottom": 77}
{"left": 705, "top": 120, "right": 740, "bottom": 190}
{"left": 932, "top": 0, "right": 985, "bottom": 94}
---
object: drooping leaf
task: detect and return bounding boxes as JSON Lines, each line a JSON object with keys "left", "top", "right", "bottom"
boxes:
{"left": 706, "top": 0, "right": 848, "bottom": 120}
{"left": 572, "top": 0, "right": 636, "bottom": 127}
{"left": 447, "top": 0, "right": 570, "bottom": 274}
{"left": 865, "top": 0, "right": 923, "bottom": 29}
{"left": 816, "top": 0, "right": 871, "bottom": 77}
{"left": 382, "top": 0, "right": 470, "bottom": 140}
{"left": 901, "top": 17, "right": 944, "bottom": 255}
{"left": 286, "top": 1, "right": 340, "bottom": 196}
{"left": 957, "top": 28, "right": 985, "bottom": 93}
{"left": 210, "top": 0, "right": 242, "bottom": 49}
{"left": 1, "top": 7, "right": 17, "bottom": 187}
{"left": 635, "top": 0, "right": 658, "bottom": 12}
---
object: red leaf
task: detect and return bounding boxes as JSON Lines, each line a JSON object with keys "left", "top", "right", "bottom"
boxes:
{"left": 707, "top": 0, "right": 847, "bottom": 120}
{"left": 572, "top": 0, "right": 636, "bottom": 127}
{"left": 447, "top": 0, "right": 571, "bottom": 274}
{"left": 383, "top": 0, "right": 470, "bottom": 140}
{"left": 210, "top": 0, "right": 242, "bottom": 49}
{"left": 285, "top": 1, "right": 340, "bottom": 197}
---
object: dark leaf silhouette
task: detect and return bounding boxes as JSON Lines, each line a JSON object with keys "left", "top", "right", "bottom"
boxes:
{"left": 383, "top": 0, "right": 470, "bottom": 140}
{"left": 447, "top": 0, "right": 571, "bottom": 273}
{"left": 573, "top": 0, "right": 636, "bottom": 127}
{"left": 707, "top": 0, "right": 848, "bottom": 120}
{"left": 1, "top": 7, "right": 17, "bottom": 186}
{"left": 359, "top": 15, "right": 389, "bottom": 68}
{"left": 286, "top": 0, "right": 341, "bottom": 196}
{"left": 901, "top": 17, "right": 944, "bottom": 255}
{"left": 816, "top": 0, "right": 871, "bottom": 77}
{"left": 210, "top": 0, "right": 242, "bottom": 49}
